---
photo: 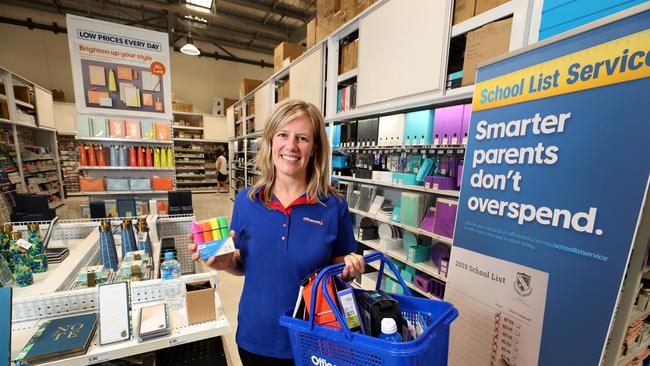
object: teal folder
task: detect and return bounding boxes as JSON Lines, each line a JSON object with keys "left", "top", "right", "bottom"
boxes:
{"left": 14, "top": 313, "right": 98, "bottom": 364}
{"left": 400, "top": 192, "right": 423, "bottom": 228}
{"left": 91, "top": 117, "right": 108, "bottom": 137}
{"left": 75, "top": 116, "right": 92, "bottom": 137}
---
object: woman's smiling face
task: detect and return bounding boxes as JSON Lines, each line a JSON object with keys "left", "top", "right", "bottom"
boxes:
{"left": 271, "top": 115, "right": 315, "bottom": 181}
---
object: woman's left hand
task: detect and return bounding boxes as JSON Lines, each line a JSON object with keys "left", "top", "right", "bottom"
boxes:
{"left": 341, "top": 253, "right": 365, "bottom": 280}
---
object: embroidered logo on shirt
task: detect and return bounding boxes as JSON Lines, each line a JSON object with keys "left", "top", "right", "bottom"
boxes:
{"left": 303, "top": 217, "right": 324, "bottom": 226}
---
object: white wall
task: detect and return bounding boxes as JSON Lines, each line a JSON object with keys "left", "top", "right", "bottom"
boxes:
{"left": 0, "top": 4, "right": 273, "bottom": 114}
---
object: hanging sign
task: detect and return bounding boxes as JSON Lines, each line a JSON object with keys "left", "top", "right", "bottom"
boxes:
{"left": 446, "top": 6, "right": 650, "bottom": 365}
{"left": 66, "top": 14, "right": 172, "bottom": 120}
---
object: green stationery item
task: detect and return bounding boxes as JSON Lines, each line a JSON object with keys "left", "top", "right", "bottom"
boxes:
{"left": 153, "top": 148, "right": 160, "bottom": 167}
{"left": 91, "top": 117, "right": 108, "bottom": 138}
{"left": 167, "top": 148, "right": 174, "bottom": 167}
{"left": 108, "top": 69, "right": 117, "bottom": 92}
{"left": 217, "top": 216, "right": 228, "bottom": 228}
{"left": 400, "top": 192, "right": 423, "bottom": 228}
{"left": 0, "top": 256, "right": 15, "bottom": 287}
{"left": 220, "top": 227, "right": 230, "bottom": 239}
{"left": 400, "top": 269, "right": 414, "bottom": 284}
{"left": 160, "top": 147, "right": 167, "bottom": 167}
{"left": 407, "top": 245, "right": 431, "bottom": 264}
{"left": 141, "top": 120, "right": 155, "bottom": 140}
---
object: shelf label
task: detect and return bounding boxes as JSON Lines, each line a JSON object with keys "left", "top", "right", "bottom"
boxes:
{"left": 168, "top": 337, "right": 188, "bottom": 347}
{"left": 87, "top": 352, "right": 110, "bottom": 364}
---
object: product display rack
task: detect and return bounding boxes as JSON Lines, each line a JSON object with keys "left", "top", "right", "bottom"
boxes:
{"left": 75, "top": 122, "right": 175, "bottom": 201}
{"left": 227, "top": 133, "right": 261, "bottom": 201}
{"left": 0, "top": 66, "right": 64, "bottom": 210}
{"left": 8, "top": 215, "right": 231, "bottom": 365}
{"left": 173, "top": 136, "right": 227, "bottom": 193}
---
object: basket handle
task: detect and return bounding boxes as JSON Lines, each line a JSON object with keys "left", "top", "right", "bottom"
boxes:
{"left": 307, "top": 252, "right": 413, "bottom": 340}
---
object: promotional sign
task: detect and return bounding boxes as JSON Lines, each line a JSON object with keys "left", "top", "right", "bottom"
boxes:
{"left": 446, "top": 7, "right": 650, "bottom": 365}
{"left": 67, "top": 14, "right": 172, "bottom": 120}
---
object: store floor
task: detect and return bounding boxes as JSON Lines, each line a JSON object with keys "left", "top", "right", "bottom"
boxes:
{"left": 59, "top": 192, "right": 244, "bottom": 366}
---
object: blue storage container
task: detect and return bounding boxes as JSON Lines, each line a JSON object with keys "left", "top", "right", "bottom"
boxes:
{"left": 404, "top": 110, "right": 434, "bottom": 146}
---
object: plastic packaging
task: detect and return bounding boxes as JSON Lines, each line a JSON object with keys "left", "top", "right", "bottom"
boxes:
{"left": 119, "top": 146, "right": 128, "bottom": 167}
{"left": 160, "top": 147, "right": 167, "bottom": 167}
{"left": 120, "top": 219, "right": 138, "bottom": 258}
{"left": 110, "top": 145, "right": 119, "bottom": 166}
{"left": 145, "top": 147, "right": 153, "bottom": 167}
{"left": 87, "top": 144, "right": 97, "bottom": 166}
{"left": 167, "top": 148, "right": 173, "bottom": 167}
{"left": 137, "top": 146, "right": 145, "bottom": 167}
{"left": 129, "top": 146, "right": 137, "bottom": 167}
{"left": 136, "top": 218, "right": 153, "bottom": 258}
{"left": 161, "top": 252, "right": 183, "bottom": 310}
{"left": 96, "top": 145, "right": 106, "bottom": 166}
{"left": 27, "top": 224, "right": 47, "bottom": 273}
{"left": 98, "top": 221, "right": 119, "bottom": 271}
{"left": 8, "top": 232, "right": 33, "bottom": 287}
{"left": 153, "top": 148, "right": 160, "bottom": 167}
{"left": 79, "top": 144, "right": 88, "bottom": 166}
{"left": 378, "top": 318, "right": 402, "bottom": 343}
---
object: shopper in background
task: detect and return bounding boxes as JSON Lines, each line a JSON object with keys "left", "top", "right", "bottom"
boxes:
{"left": 188, "top": 99, "right": 364, "bottom": 366}
{"left": 215, "top": 148, "right": 229, "bottom": 194}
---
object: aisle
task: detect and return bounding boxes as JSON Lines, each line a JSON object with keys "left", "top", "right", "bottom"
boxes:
{"left": 193, "top": 192, "right": 243, "bottom": 366}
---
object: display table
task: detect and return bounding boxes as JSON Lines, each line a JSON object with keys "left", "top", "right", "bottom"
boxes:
{"left": 11, "top": 273, "right": 231, "bottom": 365}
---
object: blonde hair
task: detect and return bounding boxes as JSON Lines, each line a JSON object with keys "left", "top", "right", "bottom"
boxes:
{"left": 247, "top": 99, "right": 336, "bottom": 206}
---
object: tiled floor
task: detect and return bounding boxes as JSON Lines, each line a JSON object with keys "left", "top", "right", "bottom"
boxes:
{"left": 59, "top": 192, "right": 244, "bottom": 366}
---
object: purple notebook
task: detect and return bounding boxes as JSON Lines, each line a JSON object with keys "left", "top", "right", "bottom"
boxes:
{"left": 420, "top": 207, "right": 436, "bottom": 232}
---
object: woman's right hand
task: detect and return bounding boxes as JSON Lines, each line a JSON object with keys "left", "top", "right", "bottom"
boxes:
{"left": 187, "top": 230, "right": 237, "bottom": 271}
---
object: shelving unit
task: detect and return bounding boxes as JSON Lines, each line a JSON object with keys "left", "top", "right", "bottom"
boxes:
{"left": 173, "top": 137, "right": 227, "bottom": 193}
{"left": 0, "top": 66, "right": 64, "bottom": 212}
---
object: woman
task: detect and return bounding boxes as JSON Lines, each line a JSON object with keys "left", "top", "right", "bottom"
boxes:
{"left": 188, "top": 99, "right": 364, "bottom": 365}
{"left": 215, "top": 148, "right": 229, "bottom": 193}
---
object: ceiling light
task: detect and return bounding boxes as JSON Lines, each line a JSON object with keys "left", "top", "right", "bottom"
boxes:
{"left": 180, "top": 35, "right": 200, "bottom": 56}
{"left": 186, "top": 0, "right": 212, "bottom": 10}
{"left": 184, "top": 14, "right": 208, "bottom": 24}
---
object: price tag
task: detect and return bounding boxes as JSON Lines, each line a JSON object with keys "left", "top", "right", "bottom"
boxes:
{"left": 87, "top": 352, "right": 110, "bottom": 364}
{"left": 16, "top": 239, "right": 32, "bottom": 250}
{"left": 447, "top": 150, "right": 453, "bottom": 154}
{"left": 168, "top": 337, "right": 188, "bottom": 347}
{"left": 437, "top": 150, "right": 444, "bottom": 155}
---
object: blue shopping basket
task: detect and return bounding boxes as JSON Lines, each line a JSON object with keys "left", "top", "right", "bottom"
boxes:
{"left": 279, "top": 252, "right": 458, "bottom": 366}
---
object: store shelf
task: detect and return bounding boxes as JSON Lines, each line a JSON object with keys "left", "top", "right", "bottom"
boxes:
{"left": 617, "top": 338, "right": 650, "bottom": 366}
{"left": 176, "top": 167, "right": 205, "bottom": 171}
{"left": 174, "top": 153, "right": 205, "bottom": 158}
{"left": 14, "top": 99, "right": 34, "bottom": 109}
{"left": 174, "top": 148, "right": 205, "bottom": 153}
{"left": 368, "top": 261, "right": 440, "bottom": 300}
{"left": 78, "top": 166, "right": 175, "bottom": 171}
{"left": 76, "top": 137, "right": 173, "bottom": 145}
{"left": 176, "top": 188, "right": 218, "bottom": 193}
{"left": 246, "top": 114, "right": 255, "bottom": 120}
{"left": 349, "top": 208, "right": 453, "bottom": 245}
{"left": 356, "top": 235, "right": 447, "bottom": 282}
{"left": 173, "top": 138, "right": 228, "bottom": 143}
{"left": 451, "top": 2, "right": 514, "bottom": 37}
{"left": 629, "top": 308, "right": 650, "bottom": 324}
{"left": 20, "top": 157, "right": 55, "bottom": 162}
{"left": 75, "top": 190, "right": 167, "bottom": 195}
{"left": 338, "top": 143, "right": 466, "bottom": 153}
{"left": 230, "top": 132, "right": 262, "bottom": 140}
{"left": 333, "top": 175, "right": 460, "bottom": 197}
{"left": 172, "top": 125, "right": 203, "bottom": 131}
{"left": 338, "top": 68, "right": 359, "bottom": 83}
{"left": 0, "top": 117, "right": 11, "bottom": 124}
{"left": 28, "top": 176, "right": 60, "bottom": 184}
{"left": 176, "top": 181, "right": 217, "bottom": 185}
{"left": 175, "top": 160, "right": 205, "bottom": 164}
{"left": 172, "top": 110, "right": 205, "bottom": 117}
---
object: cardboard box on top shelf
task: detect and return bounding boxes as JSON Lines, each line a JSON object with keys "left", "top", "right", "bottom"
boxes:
{"left": 339, "top": 38, "right": 359, "bottom": 75}
{"left": 340, "top": 0, "right": 357, "bottom": 11}
{"left": 345, "top": 0, "right": 374, "bottom": 21}
{"left": 274, "top": 42, "right": 304, "bottom": 72}
{"left": 453, "top": 0, "right": 476, "bottom": 25}
{"left": 461, "top": 17, "right": 512, "bottom": 86}
{"left": 475, "top": 0, "right": 510, "bottom": 15}
{"left": 316, "top": 20, "right": 325, "bottom": 43}
{"left": 306, "top": 19, "right": 317, "bottom": 48}
{"left": 13, "top": 85, "right": 31, "bottom": 104}
{"left": 51, "top": 89, "right": 64, "bottom": 102}
{"left": 171, "top": 91, "right": 176, "bottom": 102}
{"left": 246, "top": 100, "right": 255, "bottom": 116}
{"left": 323, "top": 11, "right": 347, "bottom": 38}
{"left": 317, "top": 0, "right": 340, "bottom": 19}
{"left": 240, "top": 79, "right": 263, "bottom": 99}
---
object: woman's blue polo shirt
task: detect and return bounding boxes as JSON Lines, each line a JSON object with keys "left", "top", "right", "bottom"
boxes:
{"left": 230, "top": 186, "right": 357, "bottom": 359}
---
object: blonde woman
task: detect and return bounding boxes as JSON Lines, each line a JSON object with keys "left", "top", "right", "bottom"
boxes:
{"left": 189, "top": 99, "right": 364, "bottom": 365}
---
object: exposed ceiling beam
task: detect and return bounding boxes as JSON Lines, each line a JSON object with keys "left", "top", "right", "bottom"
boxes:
{"left": 125, "top": 13, "right": 167, "bottom": 26}
{"left": 220, "top": 0, "right": 311, "bottom": 22}
{"left": 137, "top": 0, "right": 290, "bottom": 39}
{"left": 216, "top": 4, "right": 298, "bottom": 32}
{"left": 172, "top": 46, "right": 272, "bottom": 68}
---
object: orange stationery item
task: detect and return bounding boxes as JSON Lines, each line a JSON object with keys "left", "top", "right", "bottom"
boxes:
{"left": 87, "top": 89, "right": 109, "bottom": 104}
{"left": 117, "top": 66, "right": 133, "bottom": 80}
{"left": 129, "top": 146, "right": 137, "bottom": 167}
{"left": 79, "top": 177, "right": 105, "bottom": 191}
{"left": 142, "top": 93, "right": 153, "bottom": 106}
{"left": 201, "top": 221, "right": 214, "bottom": 242}
{"left": 302, "top": 273, "right": 341, "bottom": 329}
{"left": 87, "top": 145, "right": 97, "bottom": 166}
{"left": 79, "top": 144, "right": 88, "bottom": 166}
{"left": 88, "top": 65, "right": 106, "bottom": 86}
{"left": 151, "top": 177, "right": 174, "bottom": 191}
{"left": 96, "top": 145, "right": 106, "bottom": 166}
{"left": 109, "top": 119, "right": 126, "bottom": 138}
{"left": 125, "top": 119, "right": 141, "bottom": 139}
{"left": 145, "top": 147, "right": 153, "bottom": 167}
{"left": 154, "top": 123, "right": 170, "bottom": 140}
{"left": 137, "top": 146, "right": 145, "bottom": 167}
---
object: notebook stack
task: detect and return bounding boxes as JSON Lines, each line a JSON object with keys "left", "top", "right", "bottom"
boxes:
{"left": 138, "top": 304, "right": 170, "bottom": 342}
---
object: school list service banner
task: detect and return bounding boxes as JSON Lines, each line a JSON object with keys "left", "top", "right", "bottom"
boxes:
{"left": 67, "top": 14, "right": 172, "bottom": 120}
{"left": 446, "top": 7, "right": 650, "bottom": 366}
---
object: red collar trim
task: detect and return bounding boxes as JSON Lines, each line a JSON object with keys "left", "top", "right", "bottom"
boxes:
{"left": 259, "top": 187, "right": 316, "bottom": 216}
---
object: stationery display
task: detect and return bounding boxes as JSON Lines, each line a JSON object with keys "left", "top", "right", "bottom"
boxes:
{"left": 138, "top": 304, "right": 170, "bottom": 341}
{"left": 98, "top": 282, "right": 131, "bottom": 345}
{"left": 78, "top": 144, "right": 173, "bottom": 168}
